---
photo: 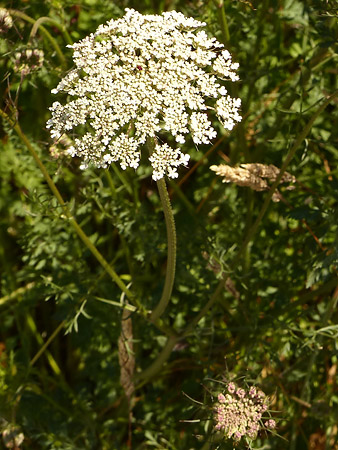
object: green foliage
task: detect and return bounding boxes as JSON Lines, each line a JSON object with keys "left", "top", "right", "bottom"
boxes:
{"left": 1, "top": 0, "right": 338, "bottom": 449}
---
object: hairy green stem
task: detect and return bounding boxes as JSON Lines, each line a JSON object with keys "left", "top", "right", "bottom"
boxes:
{"left": 134, "top": 143, "right": 179, "bottom": 379}
{"left": 146, "top": 139, "right": 177, "bottom": 321}
{"left": 151, "top": 177, "right": 177, "bottom": 320}
{"left": 232, "top": 90, "right": 338, "bottom": 267}
{"left": 8, "top": 9, "right": 67, "bottom": 68}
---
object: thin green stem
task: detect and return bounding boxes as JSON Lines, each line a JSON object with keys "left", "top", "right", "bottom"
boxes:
{"left": 26, "top": 313, "right": 62, "bottom": 376}
{"left": 232, "top": 91, "right": 338, "bottom": 267}
{"left": 1, "top": 113, "right": 181, "bottom": 392}
{"left": 213, "top": 0, "right": 230, "bottom": 44}
{"left": 94, "top": 296, "right": 137, "bottom": 311}
{"left": 105, "top": 169, "right": 117, "bottom": 197}
{"left": 141, "top": 279, "right": 227, "bottom": 385}
{"left": 300, "top": 284, "right": 338, "bottom": 403}
{"left": 182, "top": 279, "right": 225, "bottom": 337}
{"left": 111, "top": 163, "right": 133, "bottom": 195}
{"left": 29, "top": 16, "right": 73, "bottom": 45}
{"left": 168, "top": 179, "right": 195, "bottom": 216}
{"left": 30, "top": 320, "right": 66, "bottom": 367}
{"left": 146, "top": 139, "right": 177, "bottom": 321}
{"left": 135, "top": 276, "right": 225, "bottom": 383}
{"left": 0, "top": 282, "right": 35, "bottom": 307}
{"left": 151, "top": 177, "right": 177, "bottom": 320}
{"left": 292, "top": 277, "right": 338, "bottom": 306}
{"left": 104, "top": 170, "right": 135, "bottom": 275}
{"left": 8, "top": 9, "right": 67, "bottom": 68}
{"left": 29, "top": 266, "right": 113, "bottom": 367}
{"left": 135, "top": 335, "right": 178, "bottom": 383}
{"left": 243, "top": 189, "right": 254, "bottom": 273}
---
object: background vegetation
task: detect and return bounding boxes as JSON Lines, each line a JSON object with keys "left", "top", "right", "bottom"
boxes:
{"left": 0, "top": 0, "right": 337, "bottom": 448}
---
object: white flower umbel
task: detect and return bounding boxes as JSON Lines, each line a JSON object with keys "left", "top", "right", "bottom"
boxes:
{"left": 47, "top": 8, "right": 241, "bottom": 180}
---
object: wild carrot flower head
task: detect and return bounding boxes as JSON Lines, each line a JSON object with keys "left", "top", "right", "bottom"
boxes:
{"left": 47, "top": 8, "right": 241, "bottom": 180}
{"left": 214, "top": 382, "right": 276, "bottom": 442}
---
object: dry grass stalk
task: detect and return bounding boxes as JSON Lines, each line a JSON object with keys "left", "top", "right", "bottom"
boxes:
{"left": 210, "top": 163, "right": 296, "bottom": 202}
{"left": 118, "top": 308, "right": 135, "bottom": 401}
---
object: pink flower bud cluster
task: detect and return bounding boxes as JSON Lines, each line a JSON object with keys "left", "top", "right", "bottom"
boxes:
{"left": 214, "top": 382, "right": 276, "bottom": 442}
{"left": 0, "top": 8, "right": 13, "bottom": 34}
{"left": 14, "top": 49, "right": 44, "bottom": 76}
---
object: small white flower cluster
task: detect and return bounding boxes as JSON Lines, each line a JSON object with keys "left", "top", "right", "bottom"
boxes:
{"left": 214, "top": 382, "right": 276, "bottom": 442}
{"left": 47, "top": 8, "right": 241, "bottom": 180}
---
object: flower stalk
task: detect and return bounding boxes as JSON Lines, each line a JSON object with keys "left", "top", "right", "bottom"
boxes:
{"left": 145, "top": 138, "right": 177, "bottom": 321}
{"left": 42, "top": 8, "right": 243, "bottom": 384}
{"left": 29, "top": 16, "right": 73, "bottom": 45}
{"left": 214, "top": 0, "right": 230, "bottom": 45}
{"left": 151, "top": 177, "right": 176, "bottom": 320}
